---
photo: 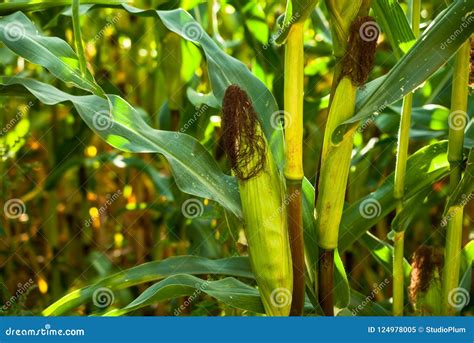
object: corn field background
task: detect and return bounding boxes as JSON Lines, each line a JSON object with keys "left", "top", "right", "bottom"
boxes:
{"left": 0, "top": 0, "right": 472, "bottom": 318}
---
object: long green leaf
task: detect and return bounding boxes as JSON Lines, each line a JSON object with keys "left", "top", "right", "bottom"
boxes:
{"left": 339, "top": 141, "right": 450, "bottom": 252}
{"left": 0, "top": 77, "right": 242, "bottom": 218}
{"left": 0, "top": 1, "right": 128, "bottom": 15}
{"left": 105, "top": 275, "right": 264, "bottom": 316}
{"left": 0, "top": 12, "right": 101, "bottom": 94}
{"left": 359, "top": 232, "right": 411, "bottom": 279}
{"left": 373, "top": 0, "right": 415, "bottom": 58}
{"left": 119, "top": 5, "right": 284, "bottom": 161}
{"left": 43, "top": 255, "right": 253, "bottom": 315}
{"left": 444, "top": 148, "right": 474, "bottom": 211}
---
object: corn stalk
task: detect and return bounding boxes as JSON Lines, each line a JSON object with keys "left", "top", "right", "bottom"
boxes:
{"left": 441, "top": 38, "right": 470, "bottom": 316}
{"left": 284, "top": 22, "right": 306, "bottom": 316}
{"left": 315, "top": 15, "right": 378, "bottom": 315}
{"left": 392, "top": 0, "right": 420, "bottom": 317}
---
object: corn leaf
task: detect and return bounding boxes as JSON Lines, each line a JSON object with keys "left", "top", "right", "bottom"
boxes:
{"left": 0, "top": 12, "right": 101, "bottom": 94}
{"left": 373, "top": 0, "right": 415, "bottom": 58}
{"left": 0, "top": 77, "right": 242, "bottom": 218}
{"left": 43, "top": 255, "right": 253, "bottom": 316}
{"left": 104, "top": 275, "right": 264, "bottom": 316}
{"left": 359, "top": 233, "right": 411, "bottom": 279}
{"left": 444, "top": 148, "right": 474, "bottom": 211}
{"left": 339, "top": 141, "right": 450, "bottom": 252}
{"left": 274, "top": 0, "right": 319, "bottom": 44}
{"left": 119, "top": 5, "right": 284, "bottom": 160}
{"left": 0, "top": 0, "right": 128, "bottom": 15}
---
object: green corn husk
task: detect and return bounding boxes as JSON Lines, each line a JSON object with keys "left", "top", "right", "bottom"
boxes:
{"left": 240, "top": 144, "right": 293, "bottom": 316}
{"left": 222, "top": 85, "right": 293, "bottom": 316}
{"left": 409, "top": 246, "right": 443, "bottom": 316}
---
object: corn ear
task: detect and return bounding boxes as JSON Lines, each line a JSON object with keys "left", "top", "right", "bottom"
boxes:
{"left": 409, "top": 246, "right": 443, "bottom": 316}
{"left": 221, "top": 85, "right": 293, "bottom": 316}
{"left": 316, "top": 77, "right": 357, "bottom": 249}
{"left": 239, "top": 139, "right": 293, "bottom": 316}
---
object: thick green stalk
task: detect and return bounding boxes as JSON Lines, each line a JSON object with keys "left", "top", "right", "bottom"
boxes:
{"left": 284, "top": 22, "right": 305, "bottom": 316}
{"left": 392, "top": 0, "right": 420, "bottom": 316}
{"left": 207, "top": 0, "right": 215, "bottom": 36}
{"left": 442, "top": 39, "right": 470, "bottom": 315}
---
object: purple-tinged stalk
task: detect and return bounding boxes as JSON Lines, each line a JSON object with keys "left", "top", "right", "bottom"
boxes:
{"left": 315, "top": 16, "right": 378, "bottom": 316}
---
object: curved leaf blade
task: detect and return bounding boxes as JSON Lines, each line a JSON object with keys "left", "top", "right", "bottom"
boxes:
{"left": 339, "top": 141, "right": 450, "bottom": 252}
{"left": 42, "top": 255, "right": 253, "bottom": 316}
{"left": 105, "top": 275, "right": 264, "bottom": 316}
{"left": 0, "top": 77, "right": 242, "bottom": 218}
{"left": 0, "top": 12, "right": 101, "bottom": 93}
